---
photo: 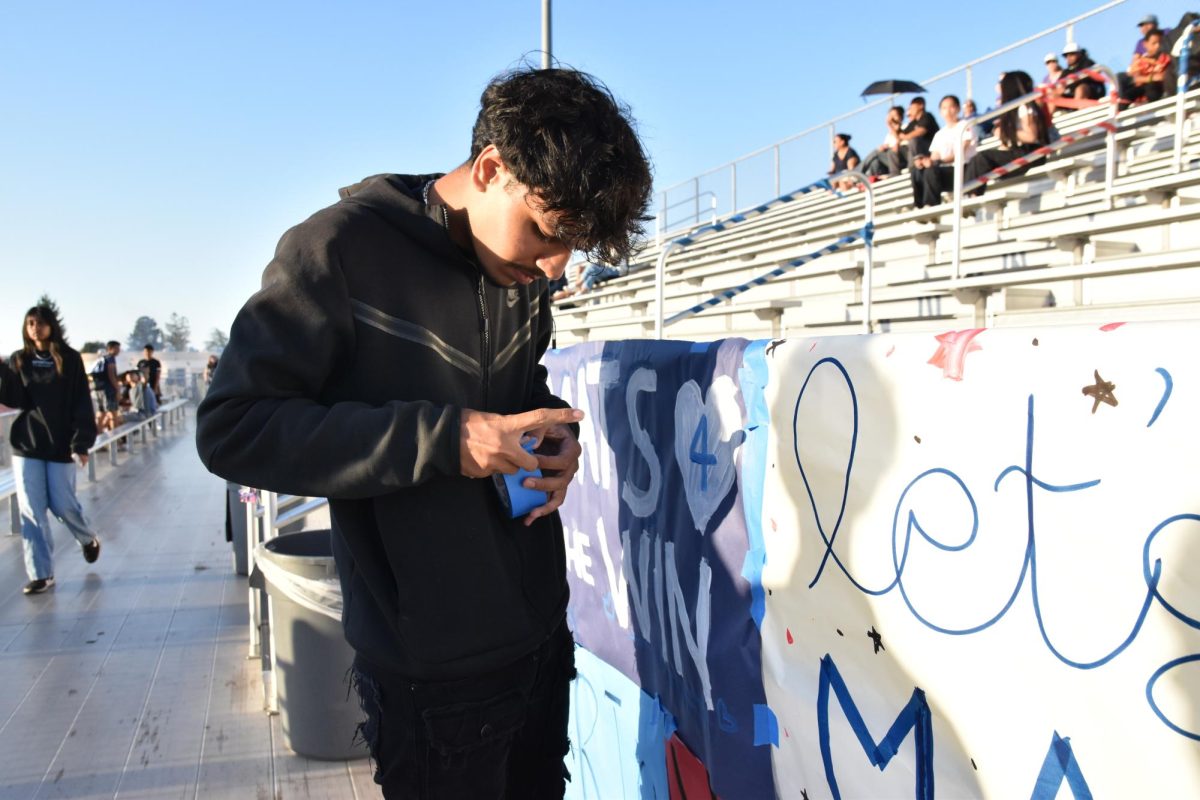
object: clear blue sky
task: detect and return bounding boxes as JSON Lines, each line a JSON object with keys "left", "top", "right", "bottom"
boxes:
{"left": 1, "top": 0, "right": 1190, "bottom": 354}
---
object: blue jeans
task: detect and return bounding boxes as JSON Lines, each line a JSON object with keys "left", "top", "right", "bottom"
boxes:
{"left": 13, "top": 456, "right": 96, "bottom": 580}
{"left": 580, "top": 264, "right": 620, "bottom": 290}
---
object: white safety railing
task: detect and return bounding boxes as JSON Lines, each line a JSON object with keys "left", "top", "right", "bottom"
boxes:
{"left": 950, "top": 65, "right": 1120, "bottom": 281}
{"left": 655, "top": 170, "right": 875, "bottom": 337}
{"left": 1175, "top": 21, "right": 1198, "bottom": 172}
{"left": 656, "top": 190, "right": 719, "bottom": 238}
{"left": 655, "top": 0, "right": 1131, "bottom": 239}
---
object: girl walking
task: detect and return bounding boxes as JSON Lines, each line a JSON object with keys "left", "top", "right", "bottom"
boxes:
{"left": 0, "top": 306, "right": 101, "bottom": 594}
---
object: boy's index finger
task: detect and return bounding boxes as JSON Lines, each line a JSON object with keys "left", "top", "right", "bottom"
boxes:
{"left": 508, "top": 406, "right": 584, "bottom": 431}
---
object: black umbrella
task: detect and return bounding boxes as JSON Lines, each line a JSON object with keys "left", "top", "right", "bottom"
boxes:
{"left": 861, "top": 79, "right": 927, "bottom": 97}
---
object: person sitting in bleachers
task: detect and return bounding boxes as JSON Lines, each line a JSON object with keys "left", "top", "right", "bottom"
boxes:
{"left": 1060, "top": 43, "right": 1106, "bottom": 101}
{"left": 553, "top": 261, "right": 622, "bottom": 300}
{"left": 1042, "top": 53, "right": 1064, "bottom": 86}
{"left": 909, "top": 95, "right": 977, "bottom": 208}
{"left": 965, "top": 71, "right": 1051, "bottom": 195}
{"left": 859, "top": 106, "right": 906, "bottom": 178}
{"left": 1122, "top": 28, "right": 1172, "bottom": 104}
{"left": 828, "top": 133, "right": 860, "bottom": 190}
{"left": 1135, "top": 14, "right": 1168, "bottom": 55}
{"left": 897, "top": 97, "right": 940, "bottom": 162}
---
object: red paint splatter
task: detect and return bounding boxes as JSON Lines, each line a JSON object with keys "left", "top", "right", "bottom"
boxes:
{"left": 1100, "top": 322, "right": 1126, "bottom": 332}
{"left": 886, "top": 345, "right": 895, "bottom": 357}
{"left": 927, "top": 328, "right": 985, "bottom": 381}
{"left": 786, "top": 628, "right": 794, "bottom": 644}
{"left": 770, "top": 518, "right": 777, "bottom": 532}
{"left": 785, "top": 728, "right": 790, "bottom": 738}
{"left": 808, "top": 341, "right": 818, "bottom": 352}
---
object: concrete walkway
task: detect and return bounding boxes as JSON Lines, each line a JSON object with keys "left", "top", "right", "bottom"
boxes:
{"left": 0, "top": 411, "right": 376, "bottom": 800}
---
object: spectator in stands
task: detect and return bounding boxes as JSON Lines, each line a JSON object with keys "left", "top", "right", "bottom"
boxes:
{"left": 828, "top": 133, "right": 860, "bottom": 189}
{"left": 898, "top": 97, "right": 940, "bottom": 161}
{"left": 1060, "top": 43, "right": 1106, "bottom": 101}
{"left": 1166, "top": 13, "right": 1200, "bottom": 93}
{"left": 963, "top": 99, "right": 986, "bottom": 142}
{"left": 138, "top": 344, "right": 162, "bottom": 400}
{"left": 1043, "top": 53, "right": 1064, "bottom": 86}
{"left": 965, "top": 71, "right": 1052, "bottom": 194}
{"left": 859, "top": 106, "right": 906, "bottom": 178}
{"left": 1122, "top": 28, "right": 1172, "bottom": 104}
{"left": 0, "top": 306, "right": 100, "bottom": 595}
{"left": 203, "top": 354, "right": 219, "bottom": 386}
{"left": 1135, "top": 15, "right": 1168, "bottom": 55}
{"left": 909, "top": 95, "right": 977, "bottom": 208}
{"left": 196, "top": 66, "right": 649, "bottom": 798}
{"left": 555, "top": 262, "right": 622, "bottom": 299}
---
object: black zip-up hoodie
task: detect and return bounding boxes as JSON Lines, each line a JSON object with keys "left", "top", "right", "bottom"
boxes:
{"left": 196, "top": 174, "right": 571, "bottom": 681}
{"left": 1, "top": 347, "right": 97, "bottom": 462}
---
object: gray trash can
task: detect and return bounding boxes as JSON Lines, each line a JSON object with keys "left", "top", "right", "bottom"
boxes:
{"left": 254, "top": 530, "right": 367, "bottom": 760}
{"left": 227, "top": 482, "right": 249, "bottom": 576}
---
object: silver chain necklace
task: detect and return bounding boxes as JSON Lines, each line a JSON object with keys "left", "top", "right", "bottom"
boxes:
{"left": 422, "top": 179, "right": 449, "bottom": 230}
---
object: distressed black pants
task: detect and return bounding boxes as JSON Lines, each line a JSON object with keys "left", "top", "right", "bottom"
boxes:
{"left": 351, "top": 622, "right": 575, "bottom": 799}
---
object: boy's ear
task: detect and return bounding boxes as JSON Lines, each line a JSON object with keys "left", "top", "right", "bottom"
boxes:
{"left": 470, "top": 144, "right": 508, "bottom": 191}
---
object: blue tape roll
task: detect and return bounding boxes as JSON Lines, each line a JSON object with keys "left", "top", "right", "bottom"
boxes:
{"left": 493, "top": 439, "right": 549, "bottom": 519}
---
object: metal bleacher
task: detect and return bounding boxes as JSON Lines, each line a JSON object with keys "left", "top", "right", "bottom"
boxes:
{"left": 553, "top": 87, "right": 1200, "bottom": 344}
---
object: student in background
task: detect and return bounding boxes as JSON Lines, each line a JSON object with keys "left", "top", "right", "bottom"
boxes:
{"left": 0, "top": 306, "right": 101, "bottom": 595}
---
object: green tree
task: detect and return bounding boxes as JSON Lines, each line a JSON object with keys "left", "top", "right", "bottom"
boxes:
{"left": 164, "top": 313, "right": 191, "bottom": 351}
{"left": 36, "top": 292, "right": 68, "bottom": 343}
{"left": 127, "top": 316, "right": 165, "bottom": 351}
{"left": 204, "top": 328, "right": 229, "bottom": 351}
{"left": 80, "top": 340, "right": 106, "bottom": 354}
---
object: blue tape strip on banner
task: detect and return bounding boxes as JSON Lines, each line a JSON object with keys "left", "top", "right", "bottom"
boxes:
{"left": 753, "top": 704, "right": 779, "bottom": 747}
{"left": 637, "top": 693, "right": 678, "bottom": 799}
{"left": 1031, "top": 732, "right": 1094, "bottom": 800}
{"left": 817, "top": 655, "right": 935, "bottom": 800}
{"left": 738, "top": 340, "right": 771, "bottom": 629}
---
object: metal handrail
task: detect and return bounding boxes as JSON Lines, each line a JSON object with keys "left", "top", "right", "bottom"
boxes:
{"left": 1175, "top": 21, "right": 1198, "bottom": 172}
{"left": 655, "top": 170, "right": 875, "bottom": 337}
{"left": 951, "top": 65, "right": 1120, "bottom": 280}
{"left": 657, "top": 191, "right": 719, "bottom": 240}
{"left": 655, "top": 0, "right": 1130, "bottom": 237}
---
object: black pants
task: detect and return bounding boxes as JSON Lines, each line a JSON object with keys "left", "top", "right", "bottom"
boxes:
{"left": 964, "top": 145, "right": 1036, "bottom": 196}
{"left": 351, "top": 622, "right": 576, "bottom": 799}
{"left": 1121, "top": 79, "right": 1166, "bottom": 104}
{"left": 910, "top": 164, "right": 953, "bottom": 208}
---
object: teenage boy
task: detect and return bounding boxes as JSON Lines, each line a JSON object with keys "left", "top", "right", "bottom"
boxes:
{"left": 196, "top": 67, "right": 652, "bottom": 799}
{"left": 910, "top": 95, "right": 978, "bottom": 208}
{"left": 137, "top": 344, "right": 162, "bottom": 399}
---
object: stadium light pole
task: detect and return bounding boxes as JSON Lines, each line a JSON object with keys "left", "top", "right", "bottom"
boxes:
{"left": 541, "top": 0, "right": 552, "bottom": 69}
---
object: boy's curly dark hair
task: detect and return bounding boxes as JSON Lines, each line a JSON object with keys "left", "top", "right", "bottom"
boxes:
{"left": 470, "top": 67, "right": 653, "bottom": 265}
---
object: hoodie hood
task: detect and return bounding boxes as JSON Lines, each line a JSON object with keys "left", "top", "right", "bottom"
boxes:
{"left": 338, "top": 173, "right": 464, "bottom": 261}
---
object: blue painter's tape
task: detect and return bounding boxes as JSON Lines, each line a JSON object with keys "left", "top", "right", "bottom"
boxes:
{"left": 817, "top": 655, "right": 935, "bottom": 800}
{"left": 753, "top": 704, "right": 779, "bottom": 747}
{"left": 637, "top": 692, "right": 678, "bottom": 800}
{"left": 738, "top": 340, "right": 771, "bottom": 629}
{"left": 494, "top": 439, "right": 547, "bottom": 518}
{"left": 861, "top": 221, "right": 876, "bottom": 244}
{"left": 1031, "top": 732, "right": 1094, "bottom": 799}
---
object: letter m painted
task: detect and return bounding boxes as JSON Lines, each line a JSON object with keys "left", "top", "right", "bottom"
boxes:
{"left": 817, "top": 654, "right": 934, "bottom": 800}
